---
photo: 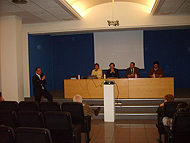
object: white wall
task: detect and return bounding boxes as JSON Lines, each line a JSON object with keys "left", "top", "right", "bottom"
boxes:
{"left": 0, "top": 16, "right": 24, "bottom": 101}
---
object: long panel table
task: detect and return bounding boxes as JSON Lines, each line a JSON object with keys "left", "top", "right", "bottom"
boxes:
{"left": 64, "top": 78, "right": 174, "bottom": 99}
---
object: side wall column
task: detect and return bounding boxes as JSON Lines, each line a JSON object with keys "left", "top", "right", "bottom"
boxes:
{"left": 0, "top": 16, "right": 24, "bottom": 101}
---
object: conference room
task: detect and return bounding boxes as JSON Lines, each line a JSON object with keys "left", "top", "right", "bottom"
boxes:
{"left": 0, "top": 0, "right": 190, "bottom": 142}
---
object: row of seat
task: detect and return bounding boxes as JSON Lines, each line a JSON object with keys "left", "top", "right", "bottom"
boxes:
{"left": 0, "top": 111, "right": 81, "bottom": 143}
{"left": 0, "top": 101, "right": 61, "bottom": 113}
{"left": 156, "top": 101, "right": 190, "bottom": 143}
{"left": 0, "top": 125, "right": 53, "bottom": 143}
{"left": 0, "top": 101, "right": 91, "bottom": 143}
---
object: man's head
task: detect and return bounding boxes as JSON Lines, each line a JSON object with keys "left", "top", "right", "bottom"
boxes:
{"left": 35, "top": 67, "right": 41, "bottom": 75}
{"left": 73, "top": 94, "right": 82, "bottom": 103}
{"left": 130, "top": 62, "right": 135, "bottom": 69}
{"left": 153, "top": 61, "right": 159, "bottom": 69}
{"left": 164, "top": 94, "right": 174, "bottom": 102}
{"left": 94, "top": 63, "right": 99, "bottom": 71}
{"left": 109, "top": 62, "right": 115, "bottom": 70}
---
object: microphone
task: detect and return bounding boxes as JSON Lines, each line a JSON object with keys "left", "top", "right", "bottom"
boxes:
{"left": 82, "top": 69, "right": 87, "bottom": 79}
{"left": 41, "top": 73, "right": 44, "bottom": 78}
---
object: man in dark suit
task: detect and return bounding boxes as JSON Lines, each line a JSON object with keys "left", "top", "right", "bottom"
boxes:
{"left": 32, "top": 67, "right": 53, "bottom": 103}
{"left": 106, "top": 62, "right": 119, "bottom": 78}
{"left": 125, "top": 62, "right": 140, "bottom": 78}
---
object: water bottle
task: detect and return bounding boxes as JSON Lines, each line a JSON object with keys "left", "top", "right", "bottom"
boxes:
{"left": 104, "top": 73, "right": 106, "bottom": 79}
{"left": 135, "top": 73, "right": 137, "bottom": 78}
{"left": 78, "top": 74, "right": 80, "bottom": 79}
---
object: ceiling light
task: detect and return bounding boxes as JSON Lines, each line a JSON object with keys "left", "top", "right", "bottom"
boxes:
{"left": 12, "top": 0, "right": 27, "bottom": 4}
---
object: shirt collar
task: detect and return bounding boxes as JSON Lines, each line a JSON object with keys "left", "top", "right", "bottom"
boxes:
{"left": 154, "top": 68, "right": 158, "bottom": 71}
{"left": 36, "top": 73, "right": 41, "bottom": 79}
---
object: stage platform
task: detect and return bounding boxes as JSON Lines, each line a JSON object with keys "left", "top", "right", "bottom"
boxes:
{"left": 25, "top": 89, "right": 190, "bottom": 120}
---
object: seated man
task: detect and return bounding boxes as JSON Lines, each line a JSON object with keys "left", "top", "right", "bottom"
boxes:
{"left": 73, "top": 94, "right": 101, "bottom": 117}
{"left": 157, "top": 94, "right": 174, "bottom": 117}
{"left": 125, "top": 62, "right": 140, "bottom": 78}
{"left": 106, "top": 62, "right": 119, "bottom": 78}
{"left": 148, "top": 61, "right": 164, "bottom": 78}
{"left": 159, "top": 94, "right": 174, "bottom": 107}
{"left": 91, "top": 63, "right": 102, "bottom": 79}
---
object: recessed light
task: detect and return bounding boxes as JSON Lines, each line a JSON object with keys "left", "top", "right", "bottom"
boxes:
{"left": 160, "top": 12, "right": 172, "bottom": 15}
{"left": 35, "top": 11, "right": 43, "bottom": 14}
{"left": 12, "top": 0, "right": 27, "bottom": 4}
{"left": 62, "top": 18, "right": 73, "bottom": 21}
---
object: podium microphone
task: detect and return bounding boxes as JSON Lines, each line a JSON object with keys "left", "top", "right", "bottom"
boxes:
{"left": 82, "top": 69, "right": 87, "bottom": 79}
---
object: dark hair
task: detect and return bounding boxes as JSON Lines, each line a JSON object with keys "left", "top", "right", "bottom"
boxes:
{"left": 153, "top": 61, "right": 159, "bottom": 65}
{"left": 94, "top": 63, "right": 99, "bottom": 67}
{"left": 0, "top": 92, "right": 2, "bottom": 97}
{"left": 35, "top": 67, "right": 40, "bottom": 71}
{"left": 164, "top": 94, "right": 174, "bottom": 102}
{"left": 131, "top": 62, "right": 135, "bottom": 66}
{"left": 109, "top": 62, "right": 115, "bottom": 67}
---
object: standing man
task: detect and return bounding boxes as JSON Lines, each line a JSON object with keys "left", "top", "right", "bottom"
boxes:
{"left": 148, "top": 61, "right": 164, "bottom": 78}
{"left": 125, "top": 62, "right": 140, "bottom": 78}
{"left": 32, "top": 67, "right": 53, "bottom": 103}
{"left": 106, "top": 62, "right": 119, "bottom": 78}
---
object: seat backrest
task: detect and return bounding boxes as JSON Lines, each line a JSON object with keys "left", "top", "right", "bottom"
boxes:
{"left": 172, "top": 112, "right": 190, "bottom": 143}
{"left": 0, "top": 110, "right": 18, "bottom": 130}
{"left": 40, "top": 102, "right": 60, "bottom": 114}
{"left": 0, "top": 125, "right": 15, "bottom": 143}
{"left": 0, "top": 101, "right": 19, "bottom": 112}
{"left": 44, "top": 111, "right": 74, "bottom": 143}
{"left": 164, "top": 102, "right": 186, "bottom": 118}
{"left": 15, "top": 127, "right": 52, "bottom": 143}
{"left": 18, "top": 111, "right": 45, "bottom": 128}
{"left": 61, "top": 102, "right": 85, "bottom": 125}
{"left": 19, "top": 101, "right": 39, "bottom": 111}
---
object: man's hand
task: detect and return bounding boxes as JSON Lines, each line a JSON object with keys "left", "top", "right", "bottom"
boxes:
{"left": 159, "top": 75, "right": 162, "bottom": 78}
{"left": 42, "top": 75, "right": 46, "bottom": 80}
{"left": 130, "top": 74, "right": 135, "bottom": 77}
{"left": 110, "top": 69, "right": 115, "bottom": 73}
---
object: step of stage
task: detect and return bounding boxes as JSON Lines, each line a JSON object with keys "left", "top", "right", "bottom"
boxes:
{"left": 94, "top": 113, "right": 157, "bottom": 120}
{"left": 26, "top": 98, "right": 190, "bottom": 120}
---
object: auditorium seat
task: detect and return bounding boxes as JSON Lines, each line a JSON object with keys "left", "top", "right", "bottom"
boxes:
{"left": 0, "top": 125, "right": 15, "bottom": 143}
{"left": 0, "top": 110, "right": 18, "bottom": 130}
{"left": 44, "top": 111, "right": 81, "bottom": 143}
{"left": 17, "top": 111, "right": 45, "bottom": 128}
{"left": 164, "top": 112, "right": 190, "bottom": 143}
{"left": 0, "top": 101, "right": 19, "bottom": 112}
{"left": 157, "top": 101, "right": 187, "bottom": 141}
{"left": 15, "top": 127, "right": 52, "bottom": 143}
{"left": 61, "top": 102, "right": 91, "bottom": 143}
{"left": 19, "top": 101, "right": 39, "bottom": 111}
{"left": 39, "top": 102, "right": 60, "bottom": 114}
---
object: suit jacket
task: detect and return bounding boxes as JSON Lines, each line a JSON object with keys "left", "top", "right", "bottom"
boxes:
{"left": 125, "top": 67, "right": 140, "bottom": 78}
{"left": 32, "top": 74, "right": 47, "bottom": 96}
{"left": 106, "top": 68, "right": 119, "bottom": 78}
{"left": 148, "top": 67, "right": 164, "bottom": 78}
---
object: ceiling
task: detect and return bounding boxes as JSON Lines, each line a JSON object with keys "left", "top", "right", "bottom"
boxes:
{"left": 0, "top": 0, "right": 190, "bottom": 24}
